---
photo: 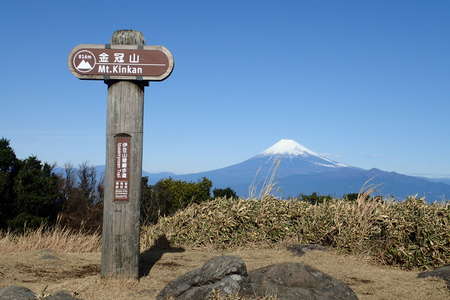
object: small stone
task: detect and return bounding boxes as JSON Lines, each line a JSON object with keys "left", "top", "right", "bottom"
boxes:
{"left": 44, "top": 291, "right": 80, "bottom": 300}
{"left": 287, "top": 244, "right": 328, "bottom": 257}
{"left": 230, "top": 274, "right": 243, "bottom": 281}
{"left": 37, "top": 249, "right": 60, "bottom": 260}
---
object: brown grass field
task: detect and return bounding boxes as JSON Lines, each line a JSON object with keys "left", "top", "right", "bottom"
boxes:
{"left": 0, "top": 194, "right": 449, "bottom": 299}
{"left": 0, "top": 245, "right": 448, "bottom": 299}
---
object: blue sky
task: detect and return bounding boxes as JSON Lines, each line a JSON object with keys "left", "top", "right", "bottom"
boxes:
{"left": 1, "top": 1, "right": 449, "bottom": 177}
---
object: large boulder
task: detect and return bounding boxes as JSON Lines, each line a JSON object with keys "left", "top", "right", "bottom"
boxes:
{"left": 157, "top": 256, "right": 250, "bottom": 300}
{"left": 158, "top": 256, "right": 358, "bottom": 300}
{"left": 242, "top": 262, "right": 358, "bottom": 300}
{"left": 0, "top": 286, "right": 36, "bottom": 300}
{"left": 418, "top": 264, "right": 450, "bottom": 290}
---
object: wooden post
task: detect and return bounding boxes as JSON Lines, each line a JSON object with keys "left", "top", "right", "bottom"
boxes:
{"left": 101, "top": 30, "right": 147, "bottom": 279}
{"left": 68, "top": 28, "right": 173, "bottom": 279}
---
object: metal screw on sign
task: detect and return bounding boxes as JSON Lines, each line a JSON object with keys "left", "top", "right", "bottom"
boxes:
{"left": 68, "top": 30, "right": 174, "bottom": 279}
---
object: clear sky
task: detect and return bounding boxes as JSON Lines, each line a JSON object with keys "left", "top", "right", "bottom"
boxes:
{"left": 1, "top": 1, "right": 449, "bottom": 178}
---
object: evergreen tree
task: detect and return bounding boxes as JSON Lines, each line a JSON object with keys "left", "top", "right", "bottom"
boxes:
{"left": 0, "top": 138, "right": 19, "bottom": 228}
{"left": 10, "top": 156, "right": 63, "bottom": 229}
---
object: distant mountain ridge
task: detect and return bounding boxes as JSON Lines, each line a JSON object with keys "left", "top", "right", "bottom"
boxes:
{"left": 426, "top": 178, "right": 450, "bottom": 185}
{"left": 146, "top": 139, "right": 450, "bottom": 203}
{"left": 55, "top": 139, "right": 450, "bottom": 203}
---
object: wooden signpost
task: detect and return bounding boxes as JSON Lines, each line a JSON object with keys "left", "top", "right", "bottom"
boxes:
{"left": 68, "top": 30, "right": 174, "bottom": 279}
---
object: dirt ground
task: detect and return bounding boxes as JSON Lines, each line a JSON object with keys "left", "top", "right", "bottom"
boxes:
{"left": 0, "top": 246, "right": 448, "bottom": 300}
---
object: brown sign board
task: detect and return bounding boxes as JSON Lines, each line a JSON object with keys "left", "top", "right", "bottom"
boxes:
{"left": 68, "top": 44, "right": 173, "bottom": 81}
{"left": 114, "top": 135, "right": 130, "bottom": 201}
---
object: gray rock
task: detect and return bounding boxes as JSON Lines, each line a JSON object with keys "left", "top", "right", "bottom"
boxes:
{"left": 242, "top": 262, "right": 358, "bottom": 300}
{"left": 287, "top": 244, "right": 328, "bottom": 257}
{"left": 157, "top": 256, "right": 250, "bottom": 299}
{"left": 0, "top": 286, "right": 36, "bottom": 300}
{"left": 44, "top": 291, "right": 80, "bottom": 300}
{"left": 418, "top": 264, "right": 450, "bottom": 290}
{"left": 36, "top": 249, "right": 60, "bottom": 260}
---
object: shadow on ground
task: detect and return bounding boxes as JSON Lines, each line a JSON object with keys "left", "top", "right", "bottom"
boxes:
{"left": 139, "top": 235, "right": 185, "bottom": 278}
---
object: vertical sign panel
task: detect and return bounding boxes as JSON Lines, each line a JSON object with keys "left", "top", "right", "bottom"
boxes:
{"left": 114, "top": 135, "right": 131, "bottom": 201}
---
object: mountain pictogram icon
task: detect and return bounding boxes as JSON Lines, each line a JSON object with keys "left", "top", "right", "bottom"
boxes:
{"left": 77, "top": 60, "right": 93, "bottom": 70}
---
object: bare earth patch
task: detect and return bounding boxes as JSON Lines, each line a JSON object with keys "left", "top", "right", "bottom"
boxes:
{"left": 0, "top": 247, "right": 448, "bottom": 300}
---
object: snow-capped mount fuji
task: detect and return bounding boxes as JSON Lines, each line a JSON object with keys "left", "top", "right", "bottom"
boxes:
{"left": 262, "top": 139, "right": 319, "bottom": 156}
{"left": 246, "top": 139, "right": 353, "bottom": 179}
{"left": 259, "top": 139, "right": 348, "bottom": 169}
{"left": 146, "top": 139, "right": 450, "bottom": 202}
{"left": 148, "top": 139, "right": 360, "bottom": 195}
{"left": 149, "top": 139, "right": 352, "bottom": 185}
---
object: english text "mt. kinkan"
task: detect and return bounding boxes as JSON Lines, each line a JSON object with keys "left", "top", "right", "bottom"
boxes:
{"left": 98, "top": 65, "right": 143, "bottom": 75}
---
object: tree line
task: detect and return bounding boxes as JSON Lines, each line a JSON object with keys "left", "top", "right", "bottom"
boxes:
{"left": 0, "top": 138, "right": 238, "bottom": 232}
{"left": 0, "top": 137, "right": 104, "bottom": 231}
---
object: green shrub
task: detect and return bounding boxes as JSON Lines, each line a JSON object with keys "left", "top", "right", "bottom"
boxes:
{"left": 213, "top": 187, "right": 237, "bottom": 199}
{"left": 141, "top": 177, "right": 213, "bottom": 224}
{"left": 297, "top": 192, "right": 332, "bottom": 205}
{"left": 342, "top": 193, "right": 359, "bottom": 202}
{"left": 7, "top": 212, "right": 48, "bottom": 232}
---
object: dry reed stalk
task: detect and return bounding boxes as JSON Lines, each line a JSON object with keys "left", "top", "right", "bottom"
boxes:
{"left": 353, "top": 179, "right": 384, "bottom": 224}
{"left": 249, "top": 166, "right": 262, "bottom": 199}
{"left": 248, "top": 157, "right": 281, "bottom": 200}
{"left": 259, "top": 158, "right": 281, "bottom": 200}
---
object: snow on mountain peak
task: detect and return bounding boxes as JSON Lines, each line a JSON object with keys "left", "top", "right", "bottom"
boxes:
{"left": 262, "top": 139, "right": 319, "bottom": 156}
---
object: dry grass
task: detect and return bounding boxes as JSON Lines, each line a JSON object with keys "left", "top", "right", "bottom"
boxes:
{"left": 1, "top": 187, "right": 448, "bottom": 273}
{"left": 0, "top": 195, "right": 448, "bottom": 300}
{"left": 142, "top": 191, "right": 449, "bottom": 271}
{"left": 0, "top": 225, "right": 101, "bottom": 253}
{"left": 208, "top": 290, "right": 278, "bottom": 300}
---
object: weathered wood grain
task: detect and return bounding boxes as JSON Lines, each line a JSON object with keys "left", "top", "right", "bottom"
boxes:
{"left": 101, "top": 30, "right": 146, "bottom": 279}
